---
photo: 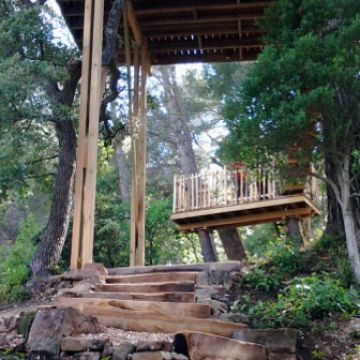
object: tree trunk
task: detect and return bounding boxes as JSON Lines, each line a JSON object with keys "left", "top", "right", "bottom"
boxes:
{"left": 286, "top": 217, "right": 304, "bottom": 247}
{"left": 337, "top": 155, "right": 360, "bottom": 283}
{"left": 198, "top": 229, "right": 218, "bottom": 262}
{"left": 159, "top": 66, "right": 218, "bottom": 262}
{"left": 217, "top": 228, "right": 246, "bottom": 261}
{"left": 114, "top": 138, "right": 130, "bottom": 202}
{"left": 324, "top": 153, "right": 345, "bottom": 236}
{"left": 30, "top": 120, "right": 77, "bottom": 275}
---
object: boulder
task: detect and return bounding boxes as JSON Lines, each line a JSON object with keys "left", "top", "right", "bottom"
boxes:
{"left": 27, "top": 308, "right": 100, "bottom": 357}
{"left": 27, "top": 309, "right": 64, "bottom": 357}
{"left": 233, "top": 328, "right": 297, "bottom": 353}
{"left": 17, "top": 311, "right": 36, "bottom": 340}
{"left": 112, "top": 344, "right": 136, "bottom": 360}
{"left": 83, "top": 263, "right": 108, "bottom": 277}
{"left": 61, "top": 337, "right": 90, "bottom": 352}
{"left": 74, "top": 351, "right": 101, "bottom": 360}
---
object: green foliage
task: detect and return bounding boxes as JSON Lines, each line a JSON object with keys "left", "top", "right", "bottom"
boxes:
{"left": 0, "top": 214, "right": 38, "bottom": 303}
{"left": 265, "top": 239, "right": 304, "bottom": 275}
{"left": 234, "top": 275, "right": 358, "bottom": 330}
{"left": 242, "top": 268, "right": 281, "bottom": 292}
{"left": 241, "top": 224, "right": 279, "bottom": 257}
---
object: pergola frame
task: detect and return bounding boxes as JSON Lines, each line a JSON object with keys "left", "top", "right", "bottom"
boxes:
{"left": 62, "top": 0, "right": 273, "bottom": 269}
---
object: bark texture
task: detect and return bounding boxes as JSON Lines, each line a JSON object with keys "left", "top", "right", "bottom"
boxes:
{"left": 217, "top": 228, "right": 246, "bottom": 261}
{"left": 30, "top": 61, "right": 81, "bottom": 276}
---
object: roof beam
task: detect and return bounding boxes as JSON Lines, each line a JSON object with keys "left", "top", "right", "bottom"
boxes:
{"left": 135, "top": 1, "right": 274, "bottom": 16}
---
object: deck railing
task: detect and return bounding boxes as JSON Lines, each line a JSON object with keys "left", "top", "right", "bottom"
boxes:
{"left": 173, "top": 167, "right": 320, "bottom": 213}
{"left": 173, "top": 167, "right": 282, "bottom": 213}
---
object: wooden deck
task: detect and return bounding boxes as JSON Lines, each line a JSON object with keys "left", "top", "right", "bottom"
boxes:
{"left": 171, "top": 194, "right": 320, "bottom": 231}
{"left": 171, "top": 167, "right": 320, "bottom": 231}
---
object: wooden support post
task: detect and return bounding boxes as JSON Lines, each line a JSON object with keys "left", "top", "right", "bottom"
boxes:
{"left": 70, "top": 0, "right": 105, "bottom": 270}
{"left": 130, "top": 44, "right": 148, "bottom": 267}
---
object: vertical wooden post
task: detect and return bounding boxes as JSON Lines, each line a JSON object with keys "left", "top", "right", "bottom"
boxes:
{"left": 130, "top": 44, "right": 148, "bottom": 267}
{"left": 70, "top": 0, "right": 105, "bottom": 270}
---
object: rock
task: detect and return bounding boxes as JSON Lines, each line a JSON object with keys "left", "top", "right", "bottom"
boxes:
{"left": 17, "top": 311, "right": 36, "bottom": 340}
{"left": 61, "top": 337, "right": 90, "bottom": 352}
{"left": 83, "top": 263, "right": 108, "bottom": 277}
{"left": 61, "top": 270, "right": 103, "bottom": 285}
{"left": 136, "top": 341, "right": 172, "bottom": 352}
{"left": 27, "top": 309, "right": 64, "bottom": 357}
{"left": 208, "top": 299, "right": 227, "bottom": 316}
{"left": 268, "top": 353, "right": 296, "bottom": 360}
{"left": 112, "top": 344, "right": 136, "bottom": 360}
{"left": 213, "top": 312, "right": 249, "bottom": 323}
{"left": 1, "top": 316, "right": 18, "bottom": 332}
{"left": 131, "top": 351, "right": 173, "bottom": 360}
{"left": 75, "top": 351, "right": 101, "bottom": 360}
{"left": 233, "top": 328, "right": 297, "bottom": 353}
{"left": 27, "top": 308, "right": 100, "bottom": 357}
{"left": 88, "top": 336, "right": 108, "bottom": 351}
{"left": 102, "top": 342, "right": 114, "bottom": 357}
{"left": 61, "top": 308, "right": 100, "bottom": 336}
{"left": 209, "top": 270, "right": 231, "bottom": 285}
{"left": 196, "top": 271, "right": 209, "bottom": 286}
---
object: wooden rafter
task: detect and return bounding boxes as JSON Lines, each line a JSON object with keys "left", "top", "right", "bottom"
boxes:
{"left": 57, "top": 0, "right": 272, "bottom": 65}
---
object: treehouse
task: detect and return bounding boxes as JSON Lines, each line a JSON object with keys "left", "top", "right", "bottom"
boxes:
{"left": 171, "top": 166, "right": 320, "bottom": 232}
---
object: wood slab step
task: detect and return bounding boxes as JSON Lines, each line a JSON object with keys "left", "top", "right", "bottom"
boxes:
{"left": 68, "top": 291, "right": 196, "bottom": 303}
{"left": 108, "top": 261, "right": 240, "bottom": 275}
{"left": 96, "top": 281, "right": 195, "bottom": 293}
{"left": 106, "top": 271, "right": 198, "bottom": 284}
{"left": 174, "top": 331, "right": 266, "bottom": 360}
{"left": 57, "top": 297, "right": 211, "bottom": 318}
{"left": 62, "top": 304, "right": 247, "bottom": 337}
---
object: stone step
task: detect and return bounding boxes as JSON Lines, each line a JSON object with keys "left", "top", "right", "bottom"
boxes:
{"left": 95, "top": 281, "right": 195, "bottom": 293}
{"left": 108, "top": 261, "right": 240, "bottom": 275}
{"left": 57, "top": 297, "right": 211, "bottom": 318}
{"left": 174, "top": 331, "right": 266, "bottom": 360}
{"left": 106, "top": 271, "right": 199, "bottom": 284}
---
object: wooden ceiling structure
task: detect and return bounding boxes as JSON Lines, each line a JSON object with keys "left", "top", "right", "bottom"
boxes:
{"left": 57, "top": 0, "right": 273, "bottom": 65}
{"left": 56, "top": 0, "right": 274, "bottom": 270}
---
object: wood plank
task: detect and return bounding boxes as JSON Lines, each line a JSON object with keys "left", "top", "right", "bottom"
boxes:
{"left": 174, "top": 331, "right": 266, "bottom": 360}
{"left": 171, "top": 194, "right": 310, "bottom": 220}
{"left": 129, "top": 46, "right": 140, "bottom": 267}
{"left": 68, "top": 291, "right": 196, "bottom": 303}
{"left": 70, "top": 0, "right": 93, "bottom": 270}
{"left": 135, "top": 2, "right": 274, "bottom": 16}
{"left": 81, "top": 0, "right": 105, "bottom": 266}
{"left": 175, "top": 207, "right": 315, "bottom": 232}
{"left": 108, "top": 261, "right": 241, "bottom": 275}
{"left": 57, "top": 297, "right": 210, "bottom": 318}
{"left": 95, "top": 281, "right": 195, "bottom": 293}
{"left": 68, "top": 305, "right": 247, "bottom": 336}
{"left": 106, "top": 271, "right": 198, "bottom": 284}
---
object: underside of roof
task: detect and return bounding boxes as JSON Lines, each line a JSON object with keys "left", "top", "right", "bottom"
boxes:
{"left": 57, "top": 0, "right": 273, "bottom": 65}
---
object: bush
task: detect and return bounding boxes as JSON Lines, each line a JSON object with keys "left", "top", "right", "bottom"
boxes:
{"left": 233, "top": 275, "right": 358, "bottom": 330}
{"left": 242, "top": 268, "right": 281, "bottom": 292}
{"left": 265, "top": 239, "right": 304, "bottom": 276}
{"left": 0, "top": 214, "right": 38, "bottom": 303}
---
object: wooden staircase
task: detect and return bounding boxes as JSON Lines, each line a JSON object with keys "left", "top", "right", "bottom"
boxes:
{"left": 56, "top": 262, "right": 270, "bottom": 359}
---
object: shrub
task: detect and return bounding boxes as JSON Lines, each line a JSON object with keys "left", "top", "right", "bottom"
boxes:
{"left": 233, "top": 275, "right": 358, "bottom": 330}
{"left": 242, "top": 268, "right": 281, "bottom": 292}
{"left": 265, "top": 239, "right": 304, "bottom": 276}
{"left": 0, "top": 214, "right": 38, "bottom": 303}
